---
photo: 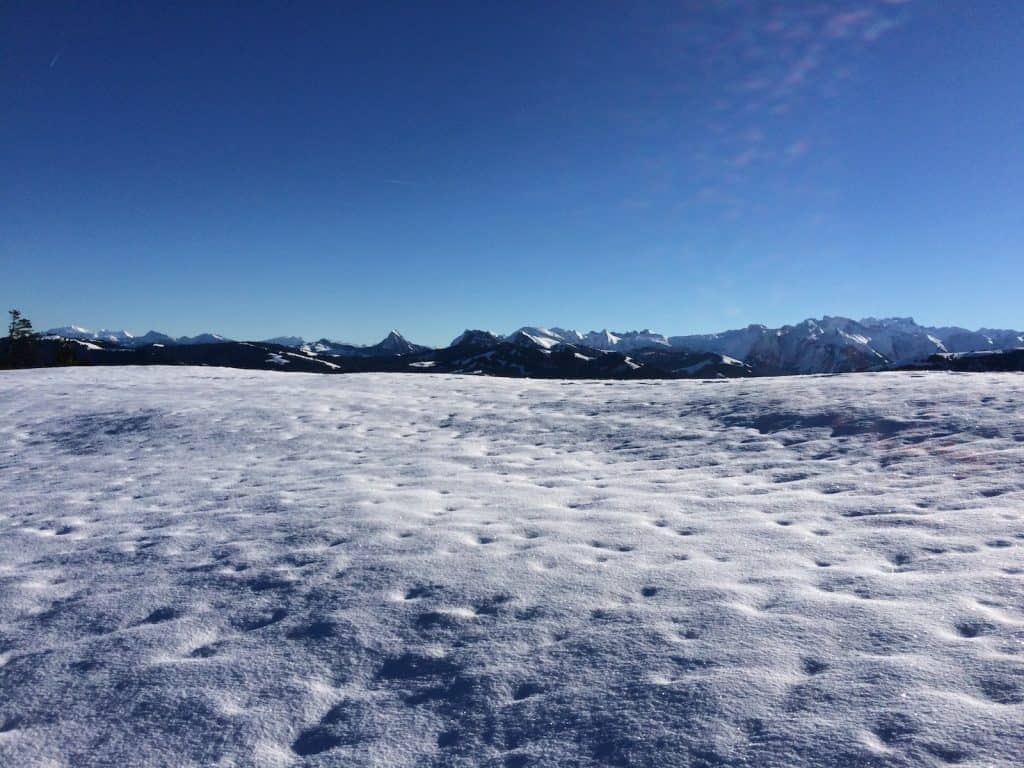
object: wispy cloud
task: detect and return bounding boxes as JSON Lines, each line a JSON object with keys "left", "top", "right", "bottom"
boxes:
{"left": 721, "top": 1, "right": 912, "bottom": 117}
{"left": 672, "top": 0, "right": 915, "bottom": 216}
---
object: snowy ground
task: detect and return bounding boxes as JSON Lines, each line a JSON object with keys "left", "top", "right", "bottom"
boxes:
{"left": 1, "top": 368, "right": 1022, "bottom": 767}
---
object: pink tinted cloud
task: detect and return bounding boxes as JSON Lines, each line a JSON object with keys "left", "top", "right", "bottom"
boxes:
{"left": 825, "top": 10, "right": 872, "bottom": 39}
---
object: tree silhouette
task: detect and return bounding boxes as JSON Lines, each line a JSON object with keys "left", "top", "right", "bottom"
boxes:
{"left": 55, "top": 337, "right": 76, "bottom": 366}
{"left": 7, "top": 309, "right": 37, "bottom": 368}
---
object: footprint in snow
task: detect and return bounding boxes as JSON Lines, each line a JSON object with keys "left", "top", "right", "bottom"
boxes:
{"left": 140, "top": 607, "right": 177, "bottom": 625}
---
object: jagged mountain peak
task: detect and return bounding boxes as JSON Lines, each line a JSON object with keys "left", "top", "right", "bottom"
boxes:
{"left": 376, "top": 330, "right": 430, "bottom": 355}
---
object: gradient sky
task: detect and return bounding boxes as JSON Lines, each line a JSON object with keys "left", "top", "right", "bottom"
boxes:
{"left": 3, "top": 1, "right": 1022, "bottom": 345}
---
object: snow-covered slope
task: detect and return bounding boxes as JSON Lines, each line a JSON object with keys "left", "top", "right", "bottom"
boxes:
{"left": 506, "top": 327, "right": 565, "bottom": 350}
{"left": 931, "top": 326, "right": 1024, "bottom": 354}
{"left": 1, "top": 368, "right": 1021, "bottom": 767}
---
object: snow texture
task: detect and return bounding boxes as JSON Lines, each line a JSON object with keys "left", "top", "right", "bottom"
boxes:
{"left": 1, "top": 367, "right": 1022, "bottom": 767}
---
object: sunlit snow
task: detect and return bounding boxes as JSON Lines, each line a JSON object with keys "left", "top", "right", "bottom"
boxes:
{"left": 1, "top": 367, "right": 1022, "bottom": 766}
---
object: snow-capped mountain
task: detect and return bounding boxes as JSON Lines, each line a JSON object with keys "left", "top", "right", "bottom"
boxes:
{"left": 420, "top": 331, "right": 749, "bottom": 379}
{"left": 669, "top": 316, "right": 1023, "bottom": 375}
{"left": 375, "top": 330, "right": 431, "bottom": 356}
{"left": 177, "top": 333, "right": 231, "bottom": 345}
{"left": 506, "top": 328, "right": 565, "bottom": 350}
{"left": 669, "top": 317, "right": 891, "bottom": 374}
{"left": 577, "top": 328, "right": 670, "bottom": 351}
{"left": 498, "top": 317, "right": 1022, "bottom": 375}
{"left": 36, "top": 316, "right": 1022, "bottom": 377}
{"left": 923, "top": 325, "right": 1024, "bottom": 353}
{"left": 45, "top": 326, "right": 139, "bottom": 345}
{"left": 503, "top": 327, "right": 670, "bottom": 352}
{"left": 302, "top": 330, "right": 432, "bottom": 358}
{"left": 45, "top": 326, "right": 231, "bottom": 347}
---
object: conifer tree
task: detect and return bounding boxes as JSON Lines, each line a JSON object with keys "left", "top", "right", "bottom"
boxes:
{"left": 7, "top": 309, "right": 37, "bottom": 367}
{"left": 55, "top": 337, "right": 76, "bottom": 366}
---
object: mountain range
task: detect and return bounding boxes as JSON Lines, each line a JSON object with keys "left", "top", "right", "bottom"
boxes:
{"left": 27, "top": 316, "right": 1023, "bottom": 378}
{"left": 45, "top": 326, "right": 231, "bottom": 347}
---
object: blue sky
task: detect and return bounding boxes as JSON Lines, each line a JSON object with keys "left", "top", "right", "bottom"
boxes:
{"left": 3, "top": 1, "right": 1022, "bottom": 345}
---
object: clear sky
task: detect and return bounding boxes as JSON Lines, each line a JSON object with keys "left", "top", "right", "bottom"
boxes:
{"left": 3, "top": 1, "right": 1022, "bottom": 345}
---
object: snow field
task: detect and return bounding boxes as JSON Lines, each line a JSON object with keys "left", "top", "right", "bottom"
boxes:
{"left": 0, "top": 368, "right": 1022, "bottom": 766}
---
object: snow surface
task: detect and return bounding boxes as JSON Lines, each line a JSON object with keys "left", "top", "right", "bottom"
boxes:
{"left": 1, "top": 367, "right": 1023, "bottom": 767}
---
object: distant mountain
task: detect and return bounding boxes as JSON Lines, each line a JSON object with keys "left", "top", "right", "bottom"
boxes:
{"left": 302, "top": 330, "right": 432, "bottom": 357}
{"left": 45, "top": 326, "right": 232, "bottom": 347}
{"left": 45, "top": 325, "right": 431, "bottom": 357}
{"left": 384, "top": 328, "right": 749, "bottom": 379}
{"left": 504, "top": 327, "right": 671, "bottom": 352}
{"left": 669, "top": 318, "right": 889, "bottom": 375}
{"left": 912, "top": 348, "right": 1024, "bottom": 373}
{"left": 396, "top": 332, "right": 747, "bottom": 379}
{"left": 628, "top": 347, "right": 752, "bottom": 378}
{"left": 669, "top": 316, "right": 1024, "bottom": 375}
{"left": 375, "top": 330, "right": 431, "bottom": 356}
{"left": 178, "top": 333, "right": 231, "bottom": 345}
{"left": 412, "top": 336, "right": 657, "bottom": 378}
{"left": 133, "top": 331, "right": 176, "bottom": 346}
{"left": 262, "top": 336, "right": 305, "bottom": 348}
{"left": 3, "top": 337, "right": 339, "bottom": 372}
{"left": 18, "top": 331, "right": 747, "bottom": 379}
{"left": 29, "top": 315, "right": 1022, "bottom": 378}
{"left": 449, "top": 329, "right": 503, "bottom": 349}
{"left": 45, "top": 326, "right": 139, "bottom": 345}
